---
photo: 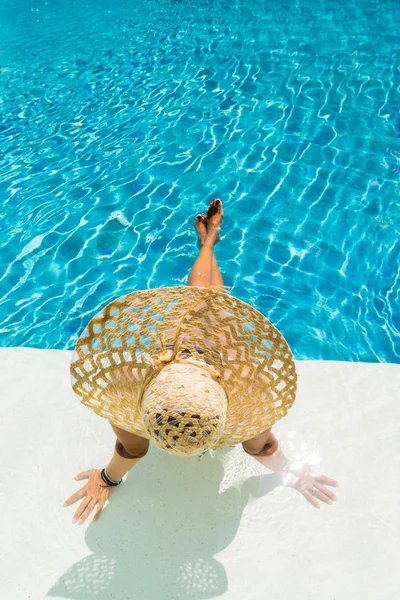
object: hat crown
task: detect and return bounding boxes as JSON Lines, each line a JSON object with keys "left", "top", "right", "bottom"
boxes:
{"left": 141, "top": 362, "right": 227, "bottom": 456}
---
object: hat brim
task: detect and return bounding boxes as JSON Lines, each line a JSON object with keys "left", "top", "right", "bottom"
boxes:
{"left": 70, "top": 286, "right": 297, "bottom": 446}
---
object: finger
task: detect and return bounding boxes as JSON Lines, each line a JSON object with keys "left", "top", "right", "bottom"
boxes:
{"left": 77, "top": 498, "right": 98, "bottom": 525}
{"left": 315, "top": 483, "right": 337, "bottom": 502}
{"left": 93, "top": 500, "right": 105, "bottom": 521}
{"left": 64, "top": 486, "right": 87, "bottom": 507}
{"left": 74, "top": 470, "right": 92, "bottom": 481}
{"left": 316, "top": 474, "right": 339, "bottom": 487}
{"left": 303, "top": 490, "right": 320, "bottom": 509}
{"left": 312, "top": 484, "right": 334, "bottom": 505}
{"left": 73, "top": 496, "right": 92, "bottom": 524}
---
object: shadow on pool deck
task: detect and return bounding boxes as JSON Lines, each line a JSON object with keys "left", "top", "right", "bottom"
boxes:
{"left": 49, "top": 448, "right": 280, "bottom": 600}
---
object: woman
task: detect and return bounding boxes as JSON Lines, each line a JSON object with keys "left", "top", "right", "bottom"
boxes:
{"left": 64, "top": 198, "right": 338, "bottom": 525}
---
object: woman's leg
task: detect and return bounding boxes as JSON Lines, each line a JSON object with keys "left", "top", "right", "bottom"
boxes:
{"left": 188, "top": 232, "right": 225, "bottom": 287}
{"left": 187, "top": 234, "right": 215, "bottom": 287}
{"left": 188, "top": 199, "right": 225, "bottom": 288}
{"left": 210, "top": 253, "right": 225, "bottom": 287}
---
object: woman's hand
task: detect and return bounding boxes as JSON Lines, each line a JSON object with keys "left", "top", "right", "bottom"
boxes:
{"left": 64, "top": 469, "right": 115, "bottom": 525}
{"left": 281, "top": 464, "right": 339, "bottom": 509}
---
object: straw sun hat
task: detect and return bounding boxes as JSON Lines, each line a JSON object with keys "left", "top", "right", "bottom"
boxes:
{"left": 70, "top": 285, "right": 297, "bottom": 456}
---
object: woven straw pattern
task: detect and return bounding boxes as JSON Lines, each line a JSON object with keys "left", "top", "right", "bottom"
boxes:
{"left": 70, "top": 286, "right": 297, "bottom": 448}
{"left": 142, "top": 362, "right": 227, "bottom": 455}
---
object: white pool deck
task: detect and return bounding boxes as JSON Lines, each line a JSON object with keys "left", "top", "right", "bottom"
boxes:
{"left": 1, "top": 347, "right": 399, "bottom": 600}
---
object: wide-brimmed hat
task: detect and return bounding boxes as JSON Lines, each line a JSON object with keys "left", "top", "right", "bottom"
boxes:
{"left": 70, "top": 285, "right": 297, "bottom": 456}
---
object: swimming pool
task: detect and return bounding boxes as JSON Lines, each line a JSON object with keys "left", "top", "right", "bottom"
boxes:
{"left": 0, "top": 0, "right": 399, "bottom": 362}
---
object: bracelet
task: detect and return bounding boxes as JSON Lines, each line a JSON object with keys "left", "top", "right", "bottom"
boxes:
{"left": 101, "top": 468, "right": 122, "bottom": 487}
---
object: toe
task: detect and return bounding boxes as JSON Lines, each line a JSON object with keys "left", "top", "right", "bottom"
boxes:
{"left": 207, "top": 201, "right": 216, "bottom": 215}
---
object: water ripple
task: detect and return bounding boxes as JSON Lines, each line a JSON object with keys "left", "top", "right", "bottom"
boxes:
{"left": 0, "top": 0, "right": 399, "bottom": 362}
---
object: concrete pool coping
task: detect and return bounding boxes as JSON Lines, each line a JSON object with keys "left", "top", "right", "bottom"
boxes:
{"left": 1, "top": 347, "right": 399, "bottom": 599}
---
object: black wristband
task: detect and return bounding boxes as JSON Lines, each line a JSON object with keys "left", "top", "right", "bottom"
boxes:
{"left": 101, "top": 468, "right": 122, "bottom": 487}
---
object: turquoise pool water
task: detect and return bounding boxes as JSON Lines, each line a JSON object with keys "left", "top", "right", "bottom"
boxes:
{"left": 0, "top": 0, "right": 399, "bottom": 362}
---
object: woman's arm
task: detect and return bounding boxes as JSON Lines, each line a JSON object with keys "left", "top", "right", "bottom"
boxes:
{"left": 107, "top": 424, "right": 149, "bottom": 481}
{"left": 248, "top": 445, "right": 291, "bottom": 473}
{"left": 243, "top": 430, "right": 338, "bottom": 509}
{"left": 64, "top": 424, "right": 150, "bottom": 525}
{"left": 105, "top": 446, "right": 145, "bottom": 481}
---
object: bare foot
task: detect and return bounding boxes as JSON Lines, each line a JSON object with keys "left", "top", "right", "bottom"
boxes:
{"left": 194, "top": 213, "right": 207, "bottom": 248}
{"left": 207, "top": 198, "right": 223, "bottom": 236}
{"left": 194, "top": 199, "right": 223, "bottom": 248}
